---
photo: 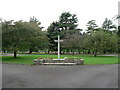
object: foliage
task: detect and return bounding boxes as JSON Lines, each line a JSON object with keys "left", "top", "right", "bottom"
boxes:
{"left": 47, "top": 22, "right": 60, "bottom": 51}
{"left": 102, "top": 18, "right": 117, "bottom": 32}
{"left": 2, "top": 20, "right": 48, "bottom": 57}
{"left": 84, "top": 30, "right": 118, "bottom": 56}
{"left": 1, "top": 12, "right": 118, "bottom": 56}
{"left": 62, "top": 31, "right": 83, "bottom": 54}
{"left": 59, "top": 12, "right": 78, "bottom": 31}
{"left": 47, "top": 12, "right": 81, "bottom": 52}
{"left": 86, "top": 20, "right": 98, "bottom": 33}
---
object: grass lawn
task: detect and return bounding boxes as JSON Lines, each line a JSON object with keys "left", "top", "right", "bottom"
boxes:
{"left": 1, "top": 55, "right": 119, "bottom": 65}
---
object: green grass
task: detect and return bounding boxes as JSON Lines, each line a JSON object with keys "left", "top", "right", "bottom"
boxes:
{"left": 1, "top": 55, "right": 119, "bottom": 65}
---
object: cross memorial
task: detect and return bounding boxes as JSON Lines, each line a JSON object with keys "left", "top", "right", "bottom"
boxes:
{"left": 54, "top": 35, "right": 63, "bottom": 60}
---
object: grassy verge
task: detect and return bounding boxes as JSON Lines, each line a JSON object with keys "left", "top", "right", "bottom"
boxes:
{"left": 1, "top": 55, "right": 119, "bottom": 65}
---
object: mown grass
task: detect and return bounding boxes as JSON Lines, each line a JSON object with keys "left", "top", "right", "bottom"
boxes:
{"left": 1, "top": 55, "right": 119, "bottom": 65}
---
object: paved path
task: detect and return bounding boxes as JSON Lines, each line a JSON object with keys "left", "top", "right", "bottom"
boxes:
{"left": 99, "top": 54, "right": 119, "bottom": 57}
{"left": 2, "top": 64, "right": 118, "bottom": 88}
{"left": 1, "top": 53, "right": 28, "bottom": 56}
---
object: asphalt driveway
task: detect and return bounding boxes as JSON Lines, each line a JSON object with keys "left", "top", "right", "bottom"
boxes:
{"left": 2, "top": 64, "right": 118, "bottom": 88}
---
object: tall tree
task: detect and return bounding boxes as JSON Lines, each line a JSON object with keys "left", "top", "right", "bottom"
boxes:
{"left": 28, "top": 17, "right": 46, "bottom": 53}
{"left": 47, "top": 12, "right": 81, "bottom": 53}
{"left": 30, "top": 16, "right": 41, "bottom": 26}
{"left": 86, "top": 20, "right": 98, "bottom": 34}
{"left": 2, "top": 20, "right": 47, "bottom": 58}
{"left": 102, "top": 18, "right": 116, "bottom": 32}
{"left": 62, "top": 31, "right": 83, "bottom": 54}
{"left": 117, "top": 15, "right": 120, "bottom": 53}
{"left": 59, "top": 12, "right": 78, "bottom": 31}
{"left": 47, "top": 22, "right": 60, "bottom": 52}
{"left": 84, "top": 30, "right": 117, "bottom": 57}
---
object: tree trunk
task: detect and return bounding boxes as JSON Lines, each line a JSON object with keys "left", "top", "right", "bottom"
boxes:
{"left": 87, "top": 49, "right": 91, "bottom": 54}
{"left": 71, "top": 49, "right": 75, "bottom": 55}
{"left": 63, "top": 51, "right": 65, "bottom": 54}
{"left": 78, "top": 49, "right": 81, "bottom": 54}
{"left": 66, "top": 49, "right": 69, "bottom": 54}
{"left": 44, "top": 51, "right": 47, "bottom": 54}
{"left": 47, "top": 50, "right": 50, "bottom": 54}
{"left": 83, "top": 49, "right": 85, "bottom": 54}
{"left": 14, "top": 51, "right": 17, "bottom": 58}
{"left": 103, "top": 50, "right": 106, "bottom": 54}
{"left": 60, "top": 50, "right": 62, "bottom": 54}
{"left": 3, "top": 50, "right": 6, "bottom": 53}
{"left": 94, "top": 49, "right": 97, "bottom": 57}
{"left": 72, "top": 52, "right": 74, "bottom": 55}
{"left": 29, "top": 48, "right": 33, "bottom": 54}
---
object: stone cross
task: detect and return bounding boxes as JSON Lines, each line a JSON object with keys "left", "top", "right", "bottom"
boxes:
{"left": 54, "top": 35, "right": 63, "bottom": 60}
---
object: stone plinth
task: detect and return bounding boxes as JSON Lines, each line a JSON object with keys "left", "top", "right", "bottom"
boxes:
{"left": 34, "top": 59, "right": 84, "bottom": 65}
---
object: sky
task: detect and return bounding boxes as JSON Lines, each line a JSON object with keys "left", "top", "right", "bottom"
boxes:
{"left": 0, "top": 0, "right": 119, "bottom": 30}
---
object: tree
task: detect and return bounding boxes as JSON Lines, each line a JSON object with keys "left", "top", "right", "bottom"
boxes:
{"left": 30, "top": 16, "right": 41, "bottom": 26}
{"left": 47, "top": 22, "right": 60, "bottom": 52}
{"left": 2, "top": 20, "right": 15, "bottom": 53}
{"left": 62, "top": 31, "right": 83, "bottom": 54}
{"left": 102, "top": 18, "right": 116, "bottom": 32}
{"left": 28, "top": 16, "right": 46, "bottom": 53}
{"left": 2, "top": 20, "right": 47, "bottom": 58}
{"left": 47, "top": 12, "right": 81, "bottom": 53}
{"left": 114, "top": 15, "right": 120, "bottom": 53}
{"left": 59, "top": 12, "right": 78, "bottom": 31}
{"left": 84, "top": 30, "right": 117, "bottom": 57}
{"left": 86, "top": 20, "right": 98, "bottom": 34}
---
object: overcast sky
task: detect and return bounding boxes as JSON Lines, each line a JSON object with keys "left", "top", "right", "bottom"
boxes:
{"left": 0, "top": 0, "right": 119, "bottom": 30}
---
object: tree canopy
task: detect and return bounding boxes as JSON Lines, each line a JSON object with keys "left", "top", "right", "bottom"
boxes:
{"left": 2, "top": 20, "right": 48, "bottom": 58}
{"left": 2, "top": 12, "right": 118, "bottom": 57}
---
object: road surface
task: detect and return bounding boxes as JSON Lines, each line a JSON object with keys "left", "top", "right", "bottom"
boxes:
{"left": 2, "top": 64, "right": 118, "bottom": 88}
